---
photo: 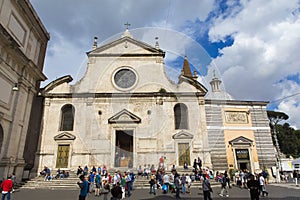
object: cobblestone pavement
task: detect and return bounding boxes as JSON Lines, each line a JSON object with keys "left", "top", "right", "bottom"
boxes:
{"left": 12, "top": 183, "right": 300, "bottom": 200}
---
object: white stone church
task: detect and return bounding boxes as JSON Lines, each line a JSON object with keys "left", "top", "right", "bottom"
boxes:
{"left": 35, "top": 28, "right": 276, "bottom": 174}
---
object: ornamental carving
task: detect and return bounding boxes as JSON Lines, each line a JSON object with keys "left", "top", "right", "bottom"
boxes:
{"left": 225, "top": 111, "right": 248, "bottom": 124}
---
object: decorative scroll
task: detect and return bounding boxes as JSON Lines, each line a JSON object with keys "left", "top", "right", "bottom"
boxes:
{"left": 225, "top": 111, "right": 248, "bottom": 124}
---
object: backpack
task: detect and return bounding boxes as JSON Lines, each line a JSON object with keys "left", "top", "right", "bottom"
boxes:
{"left": 221, "top": 177, "right": 226, "bottom": 186}
{"left": 95, "top": 175, "right": 100, "bottom": 183}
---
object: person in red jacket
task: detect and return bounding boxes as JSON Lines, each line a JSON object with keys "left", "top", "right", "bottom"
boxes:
{"left": 1, "top": 175, "right": 13, "bottom": 200}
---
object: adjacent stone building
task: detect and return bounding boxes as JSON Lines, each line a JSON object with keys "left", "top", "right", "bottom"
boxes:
{"left": 36, "top": 28, "right": 276, "bottom": 175}
{"left": 0, "top": 0, "right": 49, "bottom": 181}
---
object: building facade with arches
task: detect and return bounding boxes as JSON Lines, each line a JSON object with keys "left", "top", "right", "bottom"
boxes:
{"left": 35, "top": 29, "right": 276, "bottom": 175}
{"left": 0, "top": 0, "right": 49, "bottom": 181}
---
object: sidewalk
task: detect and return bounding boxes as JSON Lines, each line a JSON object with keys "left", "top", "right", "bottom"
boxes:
{"left": 11, "top": 184, "right": 300, "bottom": 200}
{"left": 270, "top": 182, "right": 300, "bottom": 189}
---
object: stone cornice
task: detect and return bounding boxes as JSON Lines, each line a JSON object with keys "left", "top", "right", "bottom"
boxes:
{"left": 0, "top": 24, "right": 47, "bottom": 81}
{"left": 87, "top": 36, "right": 165, "bottom": 57}
{"left": 179, "top": 75, "right": 208, "bottom": 93}
{"left": 42, "top": 92, "right": 207, "bottom": 98}
{"left": 16, "top": 0, "right": 50, "bottom": 40}
{"left": 88, "top": 53, "right": 165, "bottom": 57}
{"left": 205, "top": 99, "right": 269, "bottom": 106}
{"left": 41, "top": 75, "right": 73, "bottom": 94}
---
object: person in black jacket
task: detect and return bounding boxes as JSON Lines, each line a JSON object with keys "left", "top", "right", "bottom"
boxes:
{"left": 111, "top": 182, "right": 122, "bottom": 200}
{"left": 247, "top": 174, "right": 260, "bottom": 200}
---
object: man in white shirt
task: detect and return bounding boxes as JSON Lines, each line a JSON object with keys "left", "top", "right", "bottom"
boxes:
{"left": 162, "top": 173, "right": 170, "bottom": 193}
{"left": 113, "top": 172, "right": 120, "bottom": 185}
{"left": 259, "top": 173, "right": 269, "bottom": 197}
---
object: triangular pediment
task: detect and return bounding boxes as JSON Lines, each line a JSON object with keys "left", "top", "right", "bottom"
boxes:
{"left": 54, "top": 132, "right": 76, "bottom": 141}
{"left": 87, "top": 36, "right": 165, "bottom": 57}
{"left": 229, "top": 136, "right": 253, "bottom": 146}
{"left": 108, "top": 109, "right": 141, "bottom": 124}
{"left": 172, "top": 131, "right": 194, "bottom": 140}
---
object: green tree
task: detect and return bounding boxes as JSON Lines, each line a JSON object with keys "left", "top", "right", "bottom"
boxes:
{"left": 276, "top": 123, "right": 300, "bottom": 157}
{"left": 267, "top": 110, "right": 289, "bottom": 128}
{"left": 267, "top": 110, "right": 300, "bottom": 158}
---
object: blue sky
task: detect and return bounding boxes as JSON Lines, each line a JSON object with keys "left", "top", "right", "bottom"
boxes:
{"left": 30, "top": 0, "right": 300, "bottom": 128}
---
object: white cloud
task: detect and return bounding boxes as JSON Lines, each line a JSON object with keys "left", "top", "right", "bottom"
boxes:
{"left": 31, "top": 0, "right": 300, "bottom": 128}
{"left": 272, "top": 77, "right": 300, "bottom": 129}
{"left": 277, "top": 99, "right": 300, "bottom": 129}
{"left": 42, "top": 31, "right": 88, "bottom": 86}
{"left": 209, "top": 0, "right": 300, "bottom": 102}
{"left": 207, "top": 0, "right": 300, "bottom": 128}
{"left": 31, "top": 0, "right": 215, "bottom": 86}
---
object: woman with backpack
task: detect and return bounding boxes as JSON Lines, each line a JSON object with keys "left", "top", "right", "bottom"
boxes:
{"left": 219, "top": 173, "right": 229, "bottom": 197}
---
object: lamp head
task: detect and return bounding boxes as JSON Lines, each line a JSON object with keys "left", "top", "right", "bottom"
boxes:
{"left": 12, "top": 83, "right": 18, "bottom": 91}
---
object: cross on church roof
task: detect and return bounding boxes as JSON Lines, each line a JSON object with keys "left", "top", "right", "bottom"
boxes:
{"left": 124, "top": 22, "right": 131, "bottom": 29}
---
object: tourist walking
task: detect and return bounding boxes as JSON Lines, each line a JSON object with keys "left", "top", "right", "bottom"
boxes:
{"left": 259, "top": 173, "right": 268, "bottom": 197}
{"left": 83, "top": 165, "right": 88, "bottom": 176}
{"left": 181, "top": 174, "right": 187, "bottom": 194}
{"left": 102, "top": 173, "right": 110, "bottom": 200}
{"left": 1, "top": 175, "right": 13, "bottom": 200}
{"left": 120, "top": 174, "right": 126, "bottom": 199}
{"left": 219, "top": 173, "right": 229, "bottom": 197}
{"left": 186, "top": 174, "right": 192, "bottom": 194}
{"left": 197, "top": 157, "right": 202, "bottom": 169}
{"left": 77, "top": 166, "right": 83, "bottom": 176}
{"left": 89, "top": 171, "right": 95, "bottom": 193}
{"left": 94, "top": 172, "right": 101, "bottom": 196}
{"left": 247, "top": 174, "right": 260, "bottom": 200}
{"left": 293, "top": 170, "right": 298, "bottom": 185}
{"left": 162, "top": 172, "right": 170, "bottom": 193}
{"left": 77, "top": 174, "right": 89, "bottom": 200}
{"left": 174, "top": 174, "right": 181, "bottom": 199}
{"left": 193, "top": 159, "right": 198, "bottom": 171}
{"left": 224, "top": 171, "right": 231, "bottom": 188}
{"left": 202, "top": 175, "right": 212, "bottom": 200}
{"left": 111, "top": 182, "right": 122, "bottom": 200}
{"left": 125, "top": 172, "right": 132, "bottom": 197}
{"left": 149, "top": 173, "right": 156, "bottom": 195}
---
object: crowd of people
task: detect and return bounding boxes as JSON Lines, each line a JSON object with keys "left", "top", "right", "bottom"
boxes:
{"left": 76, "top": 165, "right": 136, "bottom": 200}
{"left": 132, "top": 157, "right": 271, "bottom": 200}
{"left": 39, "top": 158, "right": 274, "bottom": 200}
{"left": 211, "top": 169, "right": 269, "bottom": 199}
{"left": 40, "top": 166, "right": 70, "bottom": 181}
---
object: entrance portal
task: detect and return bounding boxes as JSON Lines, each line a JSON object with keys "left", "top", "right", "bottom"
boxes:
{"left": 115, "top": 130, "right": 133, "bottom": 168}
{"left": 238, "top": 162, "right": 250, "bottom": 171}
{"left": 178, "top": 143, "right": 190, "bottom": 166}
{"left": 235, "top": 149, "right": 251, "bottom": 171}
{"left": 56, "top": 144, "right": 70, "bottom": 168}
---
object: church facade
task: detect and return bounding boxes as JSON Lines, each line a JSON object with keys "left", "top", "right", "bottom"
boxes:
{"left": 36, "top": 29, "right": 276, "bottom": 175}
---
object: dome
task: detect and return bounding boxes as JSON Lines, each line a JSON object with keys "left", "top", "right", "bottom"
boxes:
{"left": 205, "top": 72, "right": 234, "bottom": 100}
{"left": 205, "top": 91, "right": 234, "bottom": 100}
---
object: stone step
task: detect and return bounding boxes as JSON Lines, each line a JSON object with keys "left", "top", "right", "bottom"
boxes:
{"left": 21, "top": 169, "right": 221, "bottom": 190}
{"left": 22, "top": 180, "right": 220, "bottom": 190}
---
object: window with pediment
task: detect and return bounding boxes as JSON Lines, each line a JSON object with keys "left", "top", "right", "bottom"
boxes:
{"left": 174, "top": 103, "right": 188, "bottom": 130}
{"left": 59, "top": 104, "right": 75, "bottom": 131}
